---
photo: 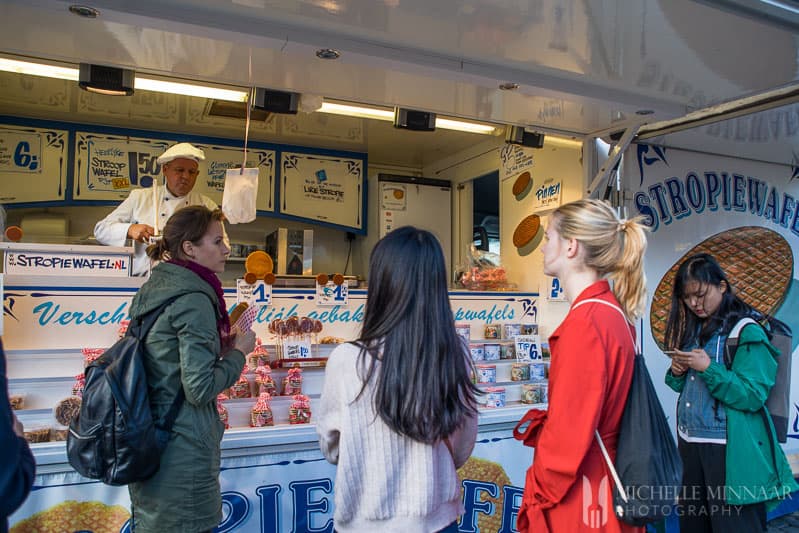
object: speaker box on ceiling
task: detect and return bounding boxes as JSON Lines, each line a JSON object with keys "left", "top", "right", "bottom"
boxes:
{"left": 505, "top": 126, "right": 545, "bottom": 148}
{"left": 79, "top": 64, "right": 135, "bottom": 96}
{"left": 393, "top": 108, "right": 436, "bottom": 131}
{"left": 252, "top": 88, "right": 299, "bottom": 114}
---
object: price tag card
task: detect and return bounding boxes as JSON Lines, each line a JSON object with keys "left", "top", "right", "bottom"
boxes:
{"left": 316, "top": 281, "right": 348, "bottom": 306}
{"left": 515, "top": 334, "right": 542, "bottom": 362}
{"left": 236, "top": 278, "right": 272, "bottom": 306}
{"left": 284, "top": 340, "right": 313, "bottom": 359}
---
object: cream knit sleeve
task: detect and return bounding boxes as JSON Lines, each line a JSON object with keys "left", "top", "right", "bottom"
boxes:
{"left": 317, "top": 344, "right": 351, "bottom": 464}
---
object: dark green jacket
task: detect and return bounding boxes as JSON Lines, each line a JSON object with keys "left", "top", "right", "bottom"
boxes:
{"left": 127, "top": 262, "right": 244, "bottom": 532}
{"left": 666, "top": 324, "right": 798, "bottom": 507}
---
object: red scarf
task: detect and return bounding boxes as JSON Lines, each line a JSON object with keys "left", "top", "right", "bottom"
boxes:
{"left": 168, "top": 259, "right": 232, "bottom": 352}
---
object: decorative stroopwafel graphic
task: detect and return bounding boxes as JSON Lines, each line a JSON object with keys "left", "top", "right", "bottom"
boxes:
{"left": 457, "top": 457, "right": 511, "bottom": 532}
{"left": 512, "top": 171, "right": 532, "bottom": 196}
{"left": 512, "top": 214, "right": 541, "bottom": 248}
{"left": 11, "top": 500, "right": 129, "bottom": 533}
{"left": 650, "top": 226, "right": 793, "bottom": 348}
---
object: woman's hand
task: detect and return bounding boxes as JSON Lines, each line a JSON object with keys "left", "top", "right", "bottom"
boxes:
{"left": 671, "top": 348, "right": 711, "bottom": 372}
{"left": 669, "top": 357, "right": 688, "bottom": 376}
{"left": 232, "top": 327, "right": 256, "bottom": 355}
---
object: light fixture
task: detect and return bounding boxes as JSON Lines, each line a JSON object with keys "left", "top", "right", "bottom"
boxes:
{"left": 68, "top": 5, "right": 100, "bottom": 18}
{"left": 436, "top": 118, "right": 498, "bottom": 135}
{"left": 0, "top": 56, "right": 250, "bottom": 102}
{"left": 316, "top": 48, "right": 341, "bottom": 60}
{"left": 316, "top": 100, "right": 498, "bottom": 134}
{"left": 318, "top": 101, "right": 394, "bottom": 120}
{"left": 79, "top": 63, "right": 134, "bottom": 96}
{"left": 0, "top": 57, "right": 79, "bottom": 81}
{"left": 135, "top": 76, "right": 248, "bottom": 102}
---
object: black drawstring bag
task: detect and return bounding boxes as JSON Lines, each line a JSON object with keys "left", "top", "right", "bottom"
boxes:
{"left": 597, "top": 352, "right": 683, "bottom": 526}
{"left": 576, "top": 298, "right": 682, "bottom": 527}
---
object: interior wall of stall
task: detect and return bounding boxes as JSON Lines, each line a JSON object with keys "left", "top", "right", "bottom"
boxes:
{"left": 427, "top": 136, "right": 585, "bottom": 338}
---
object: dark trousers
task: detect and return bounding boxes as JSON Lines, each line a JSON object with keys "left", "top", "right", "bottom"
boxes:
{"left": 678, "top": 437, "right": 766, "bottom": 532}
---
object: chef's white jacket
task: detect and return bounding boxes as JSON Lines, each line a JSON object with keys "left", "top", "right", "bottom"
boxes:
{"left": 94, "top": 185, "right": 217, "bottom": 276}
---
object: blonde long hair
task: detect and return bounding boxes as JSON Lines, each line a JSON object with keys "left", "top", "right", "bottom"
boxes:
{"left": 553, "top": 199, "right": 649, "bottom": 321}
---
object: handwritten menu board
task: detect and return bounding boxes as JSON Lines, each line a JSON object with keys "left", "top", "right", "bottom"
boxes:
{"left": 279, "top": 152, "right": 364, "bottom": 231}
{"left": 73, "top": 132, "right": 173, "bottom": 201}
{"left": 0, "top": 124, "right": 69, "bottom": 203}
{"left": 191, "top": 143, "right": 276, "bottom": 210}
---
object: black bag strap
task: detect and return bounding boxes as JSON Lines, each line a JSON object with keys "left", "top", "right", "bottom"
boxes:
{"left": 126, "top": 292, "right": 209, "bottom": 433}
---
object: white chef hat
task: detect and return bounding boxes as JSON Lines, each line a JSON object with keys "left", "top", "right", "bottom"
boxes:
{"left": 156, "top": 142, "right": 206, "bottom": 165}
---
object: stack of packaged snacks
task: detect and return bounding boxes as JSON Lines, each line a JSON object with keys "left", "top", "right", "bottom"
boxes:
{"left": 229, "top": 366, "right": 252, "bottom": 399}
{"left": 254, "top": 364, "right": 277, "bottom": 396}
{"left": 72, "top": 373, "right": 86, "bottom": 397}
{"left": 250, "top": 392, "right": 274, "bottom": 427}
{"left": 247, "top": 339, "right": 270, "bottom": 368}
{"left": 81, "top": 348, "right": 105, "bottom": 367}
{"left": 54, "top": 396, "right": 82, "bottom": 426}
{"left": 288, "top": 394, "right": 311, "bottom": 424}
{"left": 283, "top": 367, "right": 303, "bottom": 396}
{"left": 117, "top": 319, "right": 130, "bottom": 339}
{"left": 217, "top": 393, "right": 229, "bottom": 429}
{"left": 9, "top": 394, "right": 24, "bottom": 410}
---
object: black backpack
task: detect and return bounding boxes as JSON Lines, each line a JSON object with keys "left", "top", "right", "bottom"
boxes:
{"left": 725, "top": 315, "right": 793, "bottom": 443}
{"left": 579, "top": 299, "right": 682, "bottom": 526}
{"left": 67, "top": 295, "right": 187, "bottom": 486}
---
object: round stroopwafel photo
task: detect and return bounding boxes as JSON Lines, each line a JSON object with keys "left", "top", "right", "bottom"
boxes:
{"left": 512, "top": 171, "right": 532, "bottom": 196}
{"left": 513, "top": 214, "right": 541, "bottom": 248}
{"left": 649, "top": 226, "right": 793, "bottom": 348}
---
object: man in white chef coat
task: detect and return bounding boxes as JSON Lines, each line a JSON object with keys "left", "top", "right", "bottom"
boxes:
{"left": 94, "top": 142, "right": 218, "bottom": 276}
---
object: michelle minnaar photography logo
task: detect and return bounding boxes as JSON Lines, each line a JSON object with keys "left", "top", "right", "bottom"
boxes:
{"left": 581, "top": 475, "right": 793, "bottom": 527}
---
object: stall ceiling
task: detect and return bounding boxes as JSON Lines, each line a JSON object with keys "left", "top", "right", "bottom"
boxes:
{"left": 0, "top": 0, "right": 797, "bottom": 166}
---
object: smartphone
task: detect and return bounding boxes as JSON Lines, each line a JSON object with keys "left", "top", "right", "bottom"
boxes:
{"left": 663, "top": 350, "right": 678, "bottom": 357}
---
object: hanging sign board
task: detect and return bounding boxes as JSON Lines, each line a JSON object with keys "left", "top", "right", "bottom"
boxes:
{"left": 73, "top": 132, "right": 172, "bottom": 200}
{"left": 280, "top": 152, "right": 364, "bottom": 231}
{"left": 0, "top": 124, "right": 69, "bottom": 203}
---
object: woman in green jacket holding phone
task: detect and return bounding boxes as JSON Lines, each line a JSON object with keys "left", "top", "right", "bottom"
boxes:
{"left": 664, "top": 253, "right": 796, "bottom": 533}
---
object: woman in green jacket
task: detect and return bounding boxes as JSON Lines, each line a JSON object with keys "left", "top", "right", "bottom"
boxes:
{"left": 128, "top": 206, "right": 255, "bottom": 532}
{"left": 664, "top": 253, "right": 797, "bottom": 533}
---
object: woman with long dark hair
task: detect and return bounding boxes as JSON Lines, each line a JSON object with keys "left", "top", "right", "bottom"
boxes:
{"left": 665, "top": 252, "right": 796, "bottom": 532}
{"left": 317, "top": 226, "right": 479, "bottom": 532}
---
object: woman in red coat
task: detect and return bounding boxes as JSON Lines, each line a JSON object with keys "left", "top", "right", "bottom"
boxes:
{"left": 517, "top": 199, "right": 648, "bottom": 533}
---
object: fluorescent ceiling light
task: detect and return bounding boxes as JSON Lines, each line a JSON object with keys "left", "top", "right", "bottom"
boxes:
{"left": 0, "top": 57, "right": 248, "bottom": 102}
{"left": 436, "top": 118, "right": 497, "bottom": 135}
{"left": 0, "top": 57, "right": 78, "bottom": 81}
{"left": 318, "top": 101, "right": 498, "bottom": 134}
{"left": 135, "top": 77, "right": 248, "bottom": 102}
{"left": 318, "top": 102, "right": 395, "bottom": 120}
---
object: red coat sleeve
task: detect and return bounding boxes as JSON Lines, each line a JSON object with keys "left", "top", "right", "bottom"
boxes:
{"left": 526, "top": 315, "right": 608, "bottom": 509}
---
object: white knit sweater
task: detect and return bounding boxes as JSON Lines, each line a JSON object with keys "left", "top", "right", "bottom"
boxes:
{"left": 316, "top": 342, "right": 478, "bottom": 533}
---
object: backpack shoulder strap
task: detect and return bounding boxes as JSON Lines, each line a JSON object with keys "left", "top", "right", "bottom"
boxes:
{"left": 572, "top": 298, "right": 638, "bottom": 352}
{"left": 724, "top": 317, "right": 761, "bottom": 369}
